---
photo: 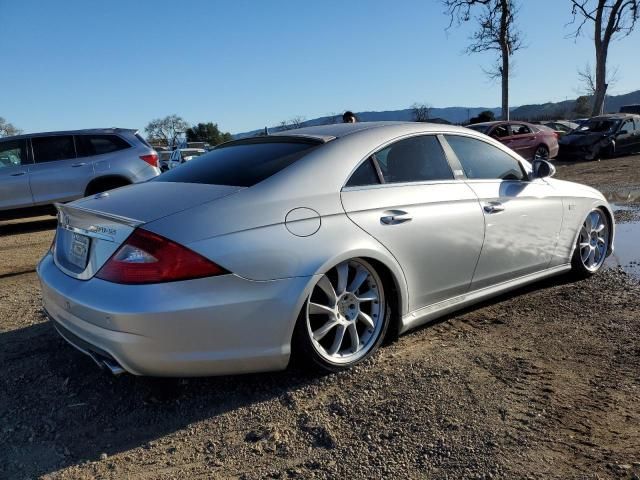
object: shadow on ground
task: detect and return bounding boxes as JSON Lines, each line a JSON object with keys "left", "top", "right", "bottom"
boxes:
{"left": 0, "top": 272, "right": 581, "bottom": 478}
{"left": 0, "top": 217, "right": 57, "bottom": 236}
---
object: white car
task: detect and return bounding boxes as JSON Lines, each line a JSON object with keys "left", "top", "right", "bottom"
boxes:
{"left": 166, "top": 148, "right": 206, "bottom": 170}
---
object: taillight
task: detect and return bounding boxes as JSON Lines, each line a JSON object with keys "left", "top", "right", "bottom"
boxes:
{"left": 96, "top": 229, "right": 228, "bottom": 284}
{"left": 140, "top": 153, "right": 159, "bottom": 168}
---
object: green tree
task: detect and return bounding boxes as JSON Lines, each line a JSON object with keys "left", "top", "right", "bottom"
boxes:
{"left": 144, "top": 114, "right": 190, "bottom": 147}
{"left": 469, "top": 110, "right": 496, "bottom": 124}
{"left": 0, "top": 117, "right": 22, "bottom": 137}
{"left": 574, "top": 95, "right": 592, "bottom": 117}
{"left": 185, "top": 122, "right": 232, "bottom": 146}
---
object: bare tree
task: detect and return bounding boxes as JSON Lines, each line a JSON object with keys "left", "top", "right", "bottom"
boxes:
{"left": 0, "top": 117, "right": 22, "bottom": 137}
{"left": 568, "top": 0, "right": 639, "bottom": 116}
{"left": 144, "top": 114, "right": 190, "bottom": 147}
{"left": 577, "top": 62, "right": 619, "bottom": 97}
{"left": 444, "top": 0, "right": 523, "bottom": 120}
{"left": 411, "top": 102, "right": 433, "bottom": 122}
{"left": 278, "top": 116, "right": 306, "bottom": 131}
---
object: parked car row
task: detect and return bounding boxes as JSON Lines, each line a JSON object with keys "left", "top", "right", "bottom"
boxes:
{"left": 466, "top": 120, "right": 560, "bottom": 161}
{"left": 467, "top": 111, "right": 640, "bottom": 162}
{"left": 0, "top": 128, "right": 160, "bottom": 219}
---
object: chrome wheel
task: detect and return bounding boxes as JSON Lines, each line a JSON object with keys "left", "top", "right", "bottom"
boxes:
{"left": 306, "top": 259, "right": 385, "bottom": 365}
{"left": 534, "top": 145, "right": 549, "bottom": 160}
{"left": 578, "top": 210, "right": 609, "bottom": 272}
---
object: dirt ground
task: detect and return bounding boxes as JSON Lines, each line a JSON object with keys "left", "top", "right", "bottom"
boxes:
{"left": 1, "top": 156, "right": 639, "bottom": 480}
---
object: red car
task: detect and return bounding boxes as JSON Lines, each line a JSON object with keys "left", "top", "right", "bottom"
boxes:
{"left": 467, "top": 121, "right": 559, "bottom": 161}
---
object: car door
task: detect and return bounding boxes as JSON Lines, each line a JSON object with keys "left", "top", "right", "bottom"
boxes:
{"left": 616, "top": 119, "right": 635, "bottom": 154}
{"left": 340, "top": 134, "right": 485, "bottom": 311}
{"left": 633, "top": 118, "right": 640, "bottom": 152}
{"left": 506, "top": 123, "right": 537, "bottom": 160}
{"left": 443, "top": 134, "right": 563, "bottom": 290}
{"left": 28, "top": 135, "right": 94, "bottom": 205}
{"left": 0, "top": 138, "right": 34, "bottom": 210}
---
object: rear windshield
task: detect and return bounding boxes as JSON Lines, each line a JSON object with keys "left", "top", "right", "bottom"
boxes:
{"left": 154, "top": 139, "right": 321, "bottom": 187}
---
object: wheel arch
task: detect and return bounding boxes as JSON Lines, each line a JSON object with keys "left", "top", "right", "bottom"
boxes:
{"left": 286, "top": 249, "right": 409, "bottom": 347}
{"left": 568, "top": 202, "right": 615, "bottom": 260}
{"left": 84, "top": 175, "right": 132, "bottom": 196}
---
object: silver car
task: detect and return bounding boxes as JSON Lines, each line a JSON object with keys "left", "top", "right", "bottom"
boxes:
{"left": 0, "top": 128, "right": 159, "bottom": 218}
{"left": 37, "top": 122, "right": 614, "bottom": 377}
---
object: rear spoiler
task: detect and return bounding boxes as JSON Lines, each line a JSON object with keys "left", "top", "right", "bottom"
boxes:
{"left": 55, "top": 202, "right": 144, "bottom": 229}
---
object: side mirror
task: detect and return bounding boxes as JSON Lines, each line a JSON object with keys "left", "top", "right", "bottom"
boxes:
{"left": 531, "top": 159, "right": 556, "bottom": 179}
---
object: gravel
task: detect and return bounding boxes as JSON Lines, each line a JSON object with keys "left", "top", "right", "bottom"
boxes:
{"left": 1, "top": 155, "right": 639, "bottom": 479}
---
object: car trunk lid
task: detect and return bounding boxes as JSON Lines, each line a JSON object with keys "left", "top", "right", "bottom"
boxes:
{"left": 53, "top": 182, "right": 242, "bottom": 280}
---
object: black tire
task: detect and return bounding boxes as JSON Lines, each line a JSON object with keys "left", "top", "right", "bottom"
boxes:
{"left": 570, "top": 207, "right": 610, "bottom": 279}
{"left": 534, "top": 144, "right": 549, "bottom": 160}
{"left": 292, "top": 258, "right": 391, "bottom": 373}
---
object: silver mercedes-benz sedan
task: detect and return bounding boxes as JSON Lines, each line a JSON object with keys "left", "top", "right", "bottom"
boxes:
{"left": 37, "top": 122, "right": 615, "bottom": 377}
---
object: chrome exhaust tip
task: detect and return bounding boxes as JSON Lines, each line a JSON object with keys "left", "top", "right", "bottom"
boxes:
{"left": 102, "top": 358, "right": 126, "bottom": 376}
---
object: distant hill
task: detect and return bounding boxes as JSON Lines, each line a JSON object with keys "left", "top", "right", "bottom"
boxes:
{"left": 234, "top": 89, "right": 640, "bottom": 138}
{"left": 511, "top": 89, "right": 640, "bottom": 120}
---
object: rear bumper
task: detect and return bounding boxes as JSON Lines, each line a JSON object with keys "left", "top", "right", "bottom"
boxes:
{"left": 37, "top": 253, "right": 313, "bottom": 377}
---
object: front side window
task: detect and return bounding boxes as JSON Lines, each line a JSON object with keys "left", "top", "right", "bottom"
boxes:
{"left": 76, "top": 135, "right": 130, "bottom": 157}
{"left": 0, "top": 139, "right": 27, "bottom": 168}
{"left": 510, "top": 124, "right": 532, "bottom": 136}
{"left": 32, "top": 136, "right": 76, "bottom": 163}
{"left": 621, "top": 120, "right": 634, "bottom": 133}
{"left": 155, "top": 139, "right": 321, "bottom": 187}
{"left": 374, "top": 135, "right": 453, "bottom": 184}
{"left": 445, "top": 135, "right": 526, "bottom": 181}
{"left": 491, "top": 124, "right": 510, "bottom": 138}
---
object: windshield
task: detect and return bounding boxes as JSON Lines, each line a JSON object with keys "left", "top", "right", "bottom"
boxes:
{"left": 467, "top": 124, "right": 490, "bottom": 134}
{"left": 577, "top": 119, "right": 620, "bottom": 133}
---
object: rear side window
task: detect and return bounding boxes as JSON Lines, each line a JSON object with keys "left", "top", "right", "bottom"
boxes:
{"left": 32, "top": 136, "right": 76, "bottom": 163}
{"left": 155, "top": 139, "right": 321, "bottom": 187}
{"left": 346, "top": 158, "right": 380, "bottom": 187}
{"left": 135, "top": 133, "right": 153, "bottom": 148}
{"left": 76, "top": 135, "right": 131, "bottom": 157}
{"left": 375, "top": 135, "right": 453, "bottom": 183}
{"left": 445, "top": 135, "right": 525, "bottom": 181}
{"left": 0, "top": 139, "right": 27, "bottom": 168}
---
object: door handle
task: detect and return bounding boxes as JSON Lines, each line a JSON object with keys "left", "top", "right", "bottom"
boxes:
{"left": 483, "top": 202, "right": 505, "bottom": 214}
{"left": 71, "top": 162, "right": 87, "bottom": 167}
{"left": 380, "top": 210, "right": 412, "bottom": 225}
{"left": 10, "top": 171, "right": 27, "bottom": 176}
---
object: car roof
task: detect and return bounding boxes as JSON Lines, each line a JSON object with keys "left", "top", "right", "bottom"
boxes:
{"left": 268, "top": 121, "right": 475, "bottom": 142}
{"left": 0, "top": 128, "right": 138, "bottom": 141}
{"left": 590, "top": 113, "right": 639, "bottom": 121}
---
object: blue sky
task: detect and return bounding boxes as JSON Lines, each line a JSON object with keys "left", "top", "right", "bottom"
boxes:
{"left": 1, "top": 0, "right": 638, "bottom": 134}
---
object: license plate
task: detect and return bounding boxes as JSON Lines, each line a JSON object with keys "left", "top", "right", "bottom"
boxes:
{"left": 68, "top": 233, "right": 90, "bottom": 269}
